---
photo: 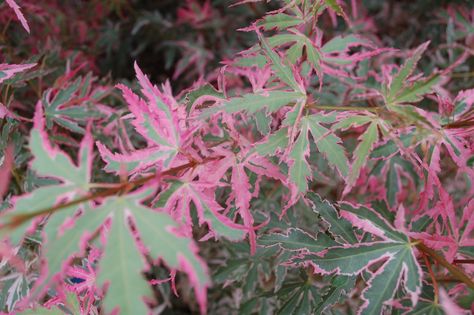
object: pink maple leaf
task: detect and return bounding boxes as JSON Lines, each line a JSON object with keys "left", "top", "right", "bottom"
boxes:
{"left": 0, "top": 63, "right": 36, "bottom": 84}
{"left": 4, "top": 0, "right": 30, "bottom": 33}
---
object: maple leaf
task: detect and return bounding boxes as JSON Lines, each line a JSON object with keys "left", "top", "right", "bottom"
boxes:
{"left": 382, "top": 41, "right": 440, "bottom": 107}
{"left": 200, "top": 35, "right": 307, "bottom": 119}
{"left": 41, "top": 75, "right": 107, "bottom": 133}
{"left": 0, "top": 102, "right": 92, "bottom": 246}
{"left": 332, "top": 115, "right": 380, "bottom": 190}
{"left": 286, "top": 113, "right": 349, "bottom": 194}
{"left": 294, "top": 198, "right": 423, "bottom": 315}
{"left": 0, "top": 103, "right": 210, "bottom": 314}
{"left": 97, "top": 62, "right": 186, "bottom": 175}
{"left": 265, "top": 31, "right": 390, "bottom": 80}
{"left": 259, "top": 194, "right": 358, "bottom": 313}
{"left": 154, "top": 177, "right": 246, "bottom": 242}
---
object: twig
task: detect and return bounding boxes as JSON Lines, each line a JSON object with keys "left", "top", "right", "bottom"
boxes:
{"left": 453, "top": 259, "right": 474, "bottom": 264}
{"left": 415, "top": 241, "right": 474, "bottom": 290}
{"left": 306, "top": 103, "right": 380, "bottom": 113}
{"left": 2, "top": 157, "right": 219, "bottom": 230}
{"left": 423, "top": 254, "right": 439, "bottom": 304}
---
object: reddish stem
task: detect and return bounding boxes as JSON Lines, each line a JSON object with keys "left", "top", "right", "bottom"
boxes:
{"left": 453, "top": 259, "right": 474, "bottom": 264}
{"left": 423, "top": 254, "right": 439, "bottom": 304}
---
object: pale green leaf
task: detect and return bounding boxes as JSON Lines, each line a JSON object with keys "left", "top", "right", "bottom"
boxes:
{"left": 306, "top": 115, "right": 349, "bottom": 178}
{"left": 322, "top": 35, "right": 369, "bottom": 54}
{"left": 260, "top": 34, "right": 303, "bottom": 92}
{"left": 389, "top": 42, "right": 430, "bottom": 99}
{"left": 223, "top": 91, "right": 304, "bottom": 114}
{"left": 97, "top": 209, "right": 152, "bottom": 315}
{"left": 258, "top": 13, "right": 304, "bottom": 30}
{"left": 390, "top": 75, "right": 441, "bottom": 105}
{"left": 332, "top": 115, "right": 374, "bottom": 131}
{"left": 132, "top": 201, "right": 209, "bottom": 288}
{"left": 259, "top": 228, "right": 337, "bottom": 252}
{"left": 253, "top": 127, "right": 289, "bottom": 156}
{"left": 289, "top": 121, "right": 311, "bottom": 193}
{"left": 349, "top": 122, "right": 379, "bottom": 185}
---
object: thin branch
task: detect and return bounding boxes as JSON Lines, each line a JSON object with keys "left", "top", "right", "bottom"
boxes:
{"left": 453, "top": 259, "right": 474, "bottom": 264}
{"left": 435, "top": 276, "right": 463, "bottom": 283}
{"left": 2, "top": 157, "right": 219, "bottom": 230}
{"left": 423, "top": 254, "right": 439, "bottom": 304}
{"left": 415, "top": 241, "right": 474, "bottom": 290}
{"left": 306, "top": 103, "right": 381, "bottom": 113}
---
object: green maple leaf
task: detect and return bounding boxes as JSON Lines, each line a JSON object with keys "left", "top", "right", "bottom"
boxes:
{"left": 294, "top": 202, "right": 422, "bottom": 315}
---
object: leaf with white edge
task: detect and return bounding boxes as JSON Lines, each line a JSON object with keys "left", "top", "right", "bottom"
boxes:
{"left": 315, "top": 275, "right": 356, "bottom": 313}
{"left": 289, "top": 120, "right": 311, "bottom": 193}
{"left": 234, "top": 54, "right": 268, "bottom": 68}
{"left": 360, "top": 248, "right": 421, "bottom": 315}
{"left": 294, "top": 198, "right": 423, "bottom": 315}
{"left": 392, "top": 75, "right": 441, "bottom": 105}
{"left": 29, "top": 204, "right": 108, "bottom": 299}
{"left": 259, "top": 228, "right": 337, "bottom": 252}
{"left": 370, "top": 133, "right": 416, "bottom": 159}
{"left": 277, "top": 285, "right": 320, "bottom": 315}
{"left": 307, "top": 192, "right": 357, "bottom": 244}
{"left": 349, "top": 121, "right": 379, "bottom": 185}
{"left": 295, "top": 242, "right": 422, "bottom": 315}
{"left": 267, "top": 33, "right": 300, "bottom": 48}
{"left": 339, "top": 203, "right": 407, "bottom": 242}
{"left": 42, "top": 77, "right": 88, "bottom": 133}
{"left": 133, "top": 202, "right": 209, "bottom": 309}
{"left": 266, "top": 32, "right": 322, "bottom": 76}
{"left": 258, "top": 13, "right": 304, "bottom": 30}
{"left": 306, "top": 115, "right": 349, "bottom": 178}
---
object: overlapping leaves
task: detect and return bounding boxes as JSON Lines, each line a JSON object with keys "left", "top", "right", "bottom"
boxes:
{"left": 0, "top": 104, "right": 210, "bottom": 314}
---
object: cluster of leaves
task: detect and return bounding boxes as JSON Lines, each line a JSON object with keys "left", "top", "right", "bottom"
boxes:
{"left": 0, "top": 0, "right": 473, "bottom": 314}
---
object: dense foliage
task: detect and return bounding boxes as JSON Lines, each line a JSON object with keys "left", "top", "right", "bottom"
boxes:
{"left": 0, "top": 0, "right": 473, "bottom": 314}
